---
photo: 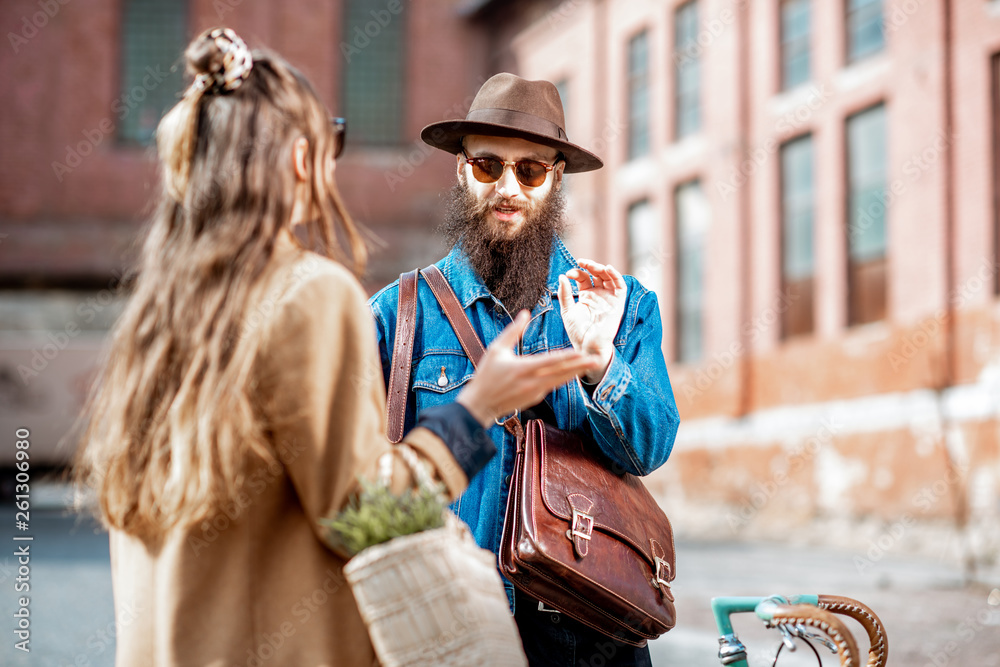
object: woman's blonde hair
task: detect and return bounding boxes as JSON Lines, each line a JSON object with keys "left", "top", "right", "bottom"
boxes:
{"left": 75, "top": 28, "right": 366, "bottom": 540}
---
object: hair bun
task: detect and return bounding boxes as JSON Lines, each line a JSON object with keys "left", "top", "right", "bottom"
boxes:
{"left": 186, "top": 27, "right": 253, "bottom": 95}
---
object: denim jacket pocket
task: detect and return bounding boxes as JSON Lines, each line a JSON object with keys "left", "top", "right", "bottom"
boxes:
{"left": 412, "top": 352, "right": 475, "bottom": 400}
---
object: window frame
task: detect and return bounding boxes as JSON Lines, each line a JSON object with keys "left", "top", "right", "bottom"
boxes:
{"left": 554, "top": 77, "right": 570, "bottom": 124}
{"left": 779, "top": 0, "right": 811, "bottom": 91}
{"left": 116, "top": 0, "right": 189, "bottom": 147}
{"left": 626, "top": 28, "right": 651, "bottom": 161}
{"left": 845, "top": 0, "right": 885, "bottom": 65}
{"left": 626, "top": 198, "right": 663, "bottom": 295}
{"left": 845, "top": 102, "right": 889, "bottom": 326}
{"left": 340, "top": 0, "right": 409, "bottom": 147}
{"left": 674, "top": 179, "right": 707, "bottom": 363}
{"left": 779, "top": 133, "right": 816, "bottom": 338}
{"left": 672, "top": 0, "right": 701, "bottom": 140}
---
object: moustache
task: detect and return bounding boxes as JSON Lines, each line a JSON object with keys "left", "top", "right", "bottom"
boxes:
{"left": 473, "top": 196, "right": 527, "bottom": 215}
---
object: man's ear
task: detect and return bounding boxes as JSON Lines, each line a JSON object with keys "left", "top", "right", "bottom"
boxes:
{"left": 456, "top": 152, "right": 464, "bottom": 180}
{"left": 293, "top": 137, "right": 309, "bottom": 182}
{"left": 553, "top": 161, "right": 566, "bottom": 190}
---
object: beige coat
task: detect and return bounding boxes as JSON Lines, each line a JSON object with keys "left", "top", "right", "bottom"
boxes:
{"left": 109, "top": 237, "right": 469, "bottom": 666}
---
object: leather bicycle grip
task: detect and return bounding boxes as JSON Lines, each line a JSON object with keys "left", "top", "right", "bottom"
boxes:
{"left": 819, "top": 595, "right": 889, "bottom": 667}
{"left": 769, "top": 603, "right": 861, "bottom": 667}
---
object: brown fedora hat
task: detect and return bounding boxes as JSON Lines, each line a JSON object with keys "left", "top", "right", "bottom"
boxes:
{"left": 420, "top": 73, "right": 603, "bottom": 173}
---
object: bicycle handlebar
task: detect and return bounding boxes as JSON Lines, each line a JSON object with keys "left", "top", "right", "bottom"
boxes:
{"left": 711, "top": 594, "right": 888, "bottom": 667}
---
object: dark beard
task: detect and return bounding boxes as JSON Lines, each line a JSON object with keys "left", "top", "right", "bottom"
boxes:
{"left": 441, "top": 175, "right": 567, "bottom": 315}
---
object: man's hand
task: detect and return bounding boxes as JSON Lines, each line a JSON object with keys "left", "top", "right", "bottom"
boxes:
{"left": 557, "top": 259, "right": 627, "bottom": 384}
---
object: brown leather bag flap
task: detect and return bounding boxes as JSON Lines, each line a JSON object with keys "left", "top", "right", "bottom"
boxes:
{"left": 532, "top": 420, "right": 675, "bottom": 580}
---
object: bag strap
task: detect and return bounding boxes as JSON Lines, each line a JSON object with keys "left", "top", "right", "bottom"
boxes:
{"left": 385, "top": 269, "right": 419, "bottom": 444}
{"left": 420, "top": 265, "right": 523, "bottom": 441}
{"left": 420, "top": 265, "right": 487, "bottom": 366}
{"left": 377, "top": 443, "right": 438, "bottom": 493}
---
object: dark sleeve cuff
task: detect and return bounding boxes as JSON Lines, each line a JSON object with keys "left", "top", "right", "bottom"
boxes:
{"left": 415, "top": 403, "right": 496, "bottom": 481}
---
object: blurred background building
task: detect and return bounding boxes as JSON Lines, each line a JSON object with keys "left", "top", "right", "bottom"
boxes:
{"left": 2, "top": 0, "right": 1000, "bottom": 574}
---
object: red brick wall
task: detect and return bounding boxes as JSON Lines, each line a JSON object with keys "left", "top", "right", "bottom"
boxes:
{"left": 0, "top": 0, "right": 497, "bottom": 465}
{"left": 0, "top": 0, "right": 490, "bottom": 288}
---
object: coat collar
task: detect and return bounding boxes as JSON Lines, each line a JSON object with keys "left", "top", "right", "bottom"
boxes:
{"left": 439, "top": 236, "right": 581, "bottom": 311}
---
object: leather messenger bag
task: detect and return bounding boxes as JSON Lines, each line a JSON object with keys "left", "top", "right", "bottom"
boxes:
{"left": 387, "top": 265, "right": 677, "bottom": 647}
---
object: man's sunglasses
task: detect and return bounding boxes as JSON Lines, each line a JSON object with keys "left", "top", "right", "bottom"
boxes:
{"left": 461, "top": 150, "right": 559, "bottom": 188}
{"left": 331, "top": 117, "right": 346, "bottom": 158}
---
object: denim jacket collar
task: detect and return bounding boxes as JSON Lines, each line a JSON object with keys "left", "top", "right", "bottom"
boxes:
{"left": 441, "top": 237, "right": 581, "bottom": 313}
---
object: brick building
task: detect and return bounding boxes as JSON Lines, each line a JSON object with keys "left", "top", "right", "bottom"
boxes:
{"left": 2, "top": 0, "right": 1000, "bottom": 573}
{"left": 481, "top": 0, "right": 1000, "bottom": 571}
{"left": 0, "top": 0, "right": 493, "bottom": 464}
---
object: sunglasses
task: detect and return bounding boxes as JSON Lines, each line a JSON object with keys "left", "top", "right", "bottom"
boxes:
{"left": 331, "top": 117, "right": 346, "bottom": 158}
{"left": 461, "top": 150, "right": 559, "bottom": 188}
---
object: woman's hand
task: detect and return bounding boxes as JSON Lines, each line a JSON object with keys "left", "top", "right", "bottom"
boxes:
{"left": 457, "top": 311, "right": 602, "bottom": 428}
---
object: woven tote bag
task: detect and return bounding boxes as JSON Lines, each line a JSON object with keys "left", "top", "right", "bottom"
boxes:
{"left": 343, "top": 445, "right": 527, "bottom": 667}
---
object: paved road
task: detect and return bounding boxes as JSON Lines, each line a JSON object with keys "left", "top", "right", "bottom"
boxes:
{"left": 648, "top": 540, "right": 1000, "bottom": 666}
{"left": 2, "top": 505, "right": 998, "bottom": 666}
{"left": 1, "top": 507, "right": 116, "bottom": 667}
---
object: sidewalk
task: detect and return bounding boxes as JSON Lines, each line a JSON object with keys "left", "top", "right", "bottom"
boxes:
{"left": 2, "top": 504, "right": 997, "bottom": 666}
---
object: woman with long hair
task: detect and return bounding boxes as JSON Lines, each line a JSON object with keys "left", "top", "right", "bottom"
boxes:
{"left": 75, "top": 28, "right": 598, "bottom": 665}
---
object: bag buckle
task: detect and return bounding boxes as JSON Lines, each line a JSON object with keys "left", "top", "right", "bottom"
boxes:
{"left": 653, "top": 556, "right": 672, "bottom": 591}
{"left": 495, "top": 409, "right": 519, "bottom": 426}
{"left": 570, "top": 508, "right": 594, "bottom": 541}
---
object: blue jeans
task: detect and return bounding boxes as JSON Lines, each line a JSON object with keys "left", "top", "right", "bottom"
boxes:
{"left": 513, "top": 589, "right": 653, "bottom": 667}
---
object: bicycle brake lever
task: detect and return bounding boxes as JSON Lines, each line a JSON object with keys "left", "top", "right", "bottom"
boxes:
{"left": 776, "top": 623, "right": 798, "bottom": 651}
{"left": 792, "top": 622, "right": 838, "bottom": 653}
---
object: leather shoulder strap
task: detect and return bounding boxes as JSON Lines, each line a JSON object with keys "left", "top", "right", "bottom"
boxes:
{"left": 420, "top": 264, "right": 523, "bottom": 441}
{"left": 420, "top": 265, "right": 486, "bottom": 368}
{"left": 386, "top": 269, "right": 418, "bottom": 444}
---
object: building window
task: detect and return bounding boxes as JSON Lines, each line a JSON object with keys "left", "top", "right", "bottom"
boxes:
{"left": 846, "top": 103, "right": 888, "bottom": 325}
{"left": 555, "top": 78, "right": 570, "bottom": 117}
{"left": 675, "top": 181, "right": 709, "bottom": 362}
{"left": 780, "top": 135, "right": 815, "bottom": 337}
{"left": 627, "top": 30, "right": 650, "bottom": 160}
{"left": 673, "top": 1, "right": 700, "bottom": 139}
{"left": 118, "top": 0, "right": 187, "bottom": 145}
{"left": 627, "top": 199, "right": 663, "bottom": 294}
{"left": 993, "top": 54, "right": 1000, "bottom": 294}
{"left": 341, "top": 0, "right": 407, "bottom": 146}
{"left": 780, "top": 0, "right": 811, "bottom": 90}
{"left": 846, "top": 0, "right": 884, "bottom": 63}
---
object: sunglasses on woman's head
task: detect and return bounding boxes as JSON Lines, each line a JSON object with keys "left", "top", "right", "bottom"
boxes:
{"left": 461, "top": 150, "right": 559, "bottom": 188}
{"left": 331, "top": 117, "right": 346, "bottom": 158}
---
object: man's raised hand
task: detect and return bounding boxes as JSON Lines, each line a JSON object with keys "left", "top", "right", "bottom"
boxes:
{"left": 557, "top": 259, "right": 627, "bottom": 385}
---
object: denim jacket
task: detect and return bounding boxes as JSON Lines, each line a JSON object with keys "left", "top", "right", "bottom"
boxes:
{"left": 368, "top": 238, "right": 680, "bottom": 601}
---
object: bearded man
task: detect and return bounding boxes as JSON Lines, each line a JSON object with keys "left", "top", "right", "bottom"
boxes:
{"left": 369, "top": 73, "right": 679, "bottom": 666}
